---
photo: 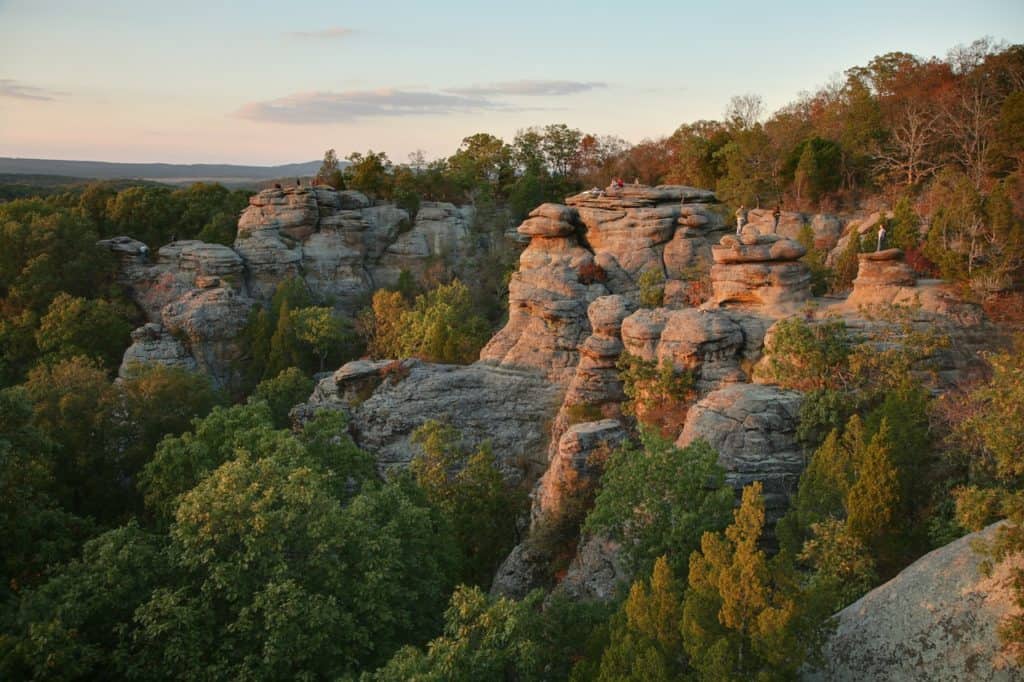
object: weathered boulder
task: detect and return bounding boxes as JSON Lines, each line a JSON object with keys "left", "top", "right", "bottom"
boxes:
{"left": 118, "top": 323, "right": 197, "bottom": 378}
{"left": 160, "top": 287, "right": 256, "bottom": 389}
{"left": 803, "top": 522, "right": 1024, "bottom": 681}
{"left": 557, "top": 535, "right": 630, "bottom": 602}
{"left": 533, "top": 419, "right": 628, "bottom": 522}
{"left": 846, "top": 248, "right": 918, "bottom": 307}
{"left": 709, "top": 234, "right": 812, "bottom": 310}
{"left": 481, "top": 235, "right": 607, "bottom": 382}
{"left": 676, "top": 383, "right": 804, "bottom": 525}
{"left": 310, "top": 360, "right": 563, "bottom": 482}
{"left": 518, "top": 203, "right": 579, "bottom": 237}
{"left": 490, "top": 543, "right": 552, "bottom": 600}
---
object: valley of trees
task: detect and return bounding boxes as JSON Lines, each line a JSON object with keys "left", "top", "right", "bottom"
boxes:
{"left": 2, "top": 38, "right": 1024, "bottom": 679}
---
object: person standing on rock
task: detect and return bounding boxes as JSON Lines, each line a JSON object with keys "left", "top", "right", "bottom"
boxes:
{"left": 735, "top": 205, "right": 748, "bottom": 235}
{"left": 877, "top": 221, "right": 887, "bottom": 251}
{"left": 772, "top": 204, "right": 781, "bottom": 234}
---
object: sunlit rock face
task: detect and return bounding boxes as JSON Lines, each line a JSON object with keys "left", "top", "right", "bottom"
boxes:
{"left": 803, "top": 522, "right": 1024, "bottom": 682}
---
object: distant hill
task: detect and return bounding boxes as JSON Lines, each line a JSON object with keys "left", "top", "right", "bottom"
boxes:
{"left": 0, "top": 157, "right": 326, "bottom": 188}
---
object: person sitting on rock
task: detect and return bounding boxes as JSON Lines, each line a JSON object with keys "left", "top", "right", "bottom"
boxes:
{"left": 877, "top": 221, "right": 887, "bottom": 252}
{"left": 772, "top": 204, "right": 781, "bottom": 234}
{"left": 735, "top": 205, "right": 748, "bottom": 235}
{"left": 616, "top": 177, "right": 625, "bottom": 189}
{"left": 139, "top": 244, "right": 150, "bottom": 262}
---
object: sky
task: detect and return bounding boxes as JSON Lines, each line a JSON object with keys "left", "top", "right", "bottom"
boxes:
{"left": 1, "top": 0, "right": 1022, "bottom": 166}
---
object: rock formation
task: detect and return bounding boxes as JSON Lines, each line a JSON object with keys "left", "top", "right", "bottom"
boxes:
{"left": 295, "top": 359, "right": 563, "bottom": 482}
{"left": 118, "top": 323, "right": 197, "bottom": 378}
{"left": 803, "top": 522, "right": 1023, "bottom": 681}
{"left": 101, "top": 186, "right": 482, "bottom": 389}
{"left": 709, "top": 233, "right": 811, "bottom": 309}
{"left": 846, "top": 248, "right": 917, "bottom": 307}
{"left": 676, "top": 383, "right": 804, "bottom": 526}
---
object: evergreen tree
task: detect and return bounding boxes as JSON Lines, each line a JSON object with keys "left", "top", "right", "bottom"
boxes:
{"left": 845, "top": 419, "right": 902, "bottom": 572}
{"left": 682, "top": 482, "right": 825, "bottom": 681}
{"left": 594, "top": 556, "right": 685, "bottom": 681}
{"left": 265, "top": 301, "right": 307, "bottom": 377}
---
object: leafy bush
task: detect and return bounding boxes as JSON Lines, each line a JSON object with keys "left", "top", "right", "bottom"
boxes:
{"left": 583, "top": 430, "right": 733, "bottom": 576}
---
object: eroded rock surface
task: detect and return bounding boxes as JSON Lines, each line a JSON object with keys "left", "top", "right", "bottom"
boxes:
{"left": 803, "top": 522, "right": 1024, "bottom": 682}
{"left": 300, "top": 360, "right": 564, "bottom": 482}
{"left": 676, "top": 383, "right": 804, "bottom": 525}
{"left": 709, "top": 234, "right": 811, "bottom": 309}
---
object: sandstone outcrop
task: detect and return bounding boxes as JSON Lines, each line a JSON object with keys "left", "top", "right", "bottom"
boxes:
{"left": 709, "top": 234, "right": 812, "bottom": 309}
{"left": 297, "top": 360, "right": 563, "bottom": 482}
{"left": 557, "top": 535, "right": 630, "bottom": 602}
{"left": 620, "top": 308, "right": 746, "bottom": 389}
{"left": 102, "top": 185, "right": 486, "bottom": 390}
{"left": 803, "top": 522, "right": 1024, "bottom": 681}
{"left": 118, "top": 323, "right": 197, "bottom": 379}
{"left": 483, "top": 186, "right": 728, "bottom": 382}
{"left": 160, "top": 287, "right": 255, "bottom": 389}
{"left": 676, "top": 383, "right": 804, "bottom": 525}
{"left": 533, "top": 419, "right": 628, "bottom": 522}
{"left": 846, "top": 248, "right": 917, "bottom": 307}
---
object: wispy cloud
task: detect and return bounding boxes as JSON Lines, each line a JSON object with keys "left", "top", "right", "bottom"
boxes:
{"left": 236, "top": 89, "right": 502, "bottom": 124}
{"left": 286, "top": 26, "right": 355, "bottom": 40}
{"left": 446, "top": 80, "right": 607, "bottom": 97}
{"left": 0, "top": 79, "right": 65, "bottom": 101}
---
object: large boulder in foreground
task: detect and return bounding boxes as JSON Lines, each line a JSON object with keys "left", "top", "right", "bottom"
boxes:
{"left": 803, "top": 522, "right": 1024, "bottom": 681}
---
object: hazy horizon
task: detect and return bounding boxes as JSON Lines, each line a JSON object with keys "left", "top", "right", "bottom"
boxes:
{"left": 2, "top": 0, "right": 1022, "bottom": 166}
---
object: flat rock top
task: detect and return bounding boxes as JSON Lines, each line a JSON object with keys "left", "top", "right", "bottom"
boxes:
{"left": 860, "top": 248, "right": 905, "bottom": 261}
{"left": 565, "top": 184, "right": 715, "bottom": 208}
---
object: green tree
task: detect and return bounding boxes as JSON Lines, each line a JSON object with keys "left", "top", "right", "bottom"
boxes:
{"left": 356, "top": 289, "right": 410, "bottom": 359}
{"left": 682, "top": 482, "right": 827, "bottom": 681}
{"left": 345, "top": 150, "right": 392, "bottom": 199}
{"left": 411, "top": 420, "right": 526, "bottom": 588}
{"left": 293, "top": 305, "right": 356, "bottom": 372}
{"left": 317, "top": 148, "right": 345, "bottom": 189}
{"left": 138, "top": 401, "right": 277, "bottom": 522}
{"left": 251, "top": 367, "right": 314, "bottom": 429}
{"left": 369, "top": 586, "right": 608, "bottom": 682}
{"left": 0, "top": 387, "right": 94, "bottom": 596}
{"left": 398, "top": 280, "right": 491, "bottom": 364}
{"left": 0, "top": 523, "right": 170, "bottom": 681}
{"left": 265, "top": 300, "right": 310, "bottom": 377}
{"left": 128, "top": 459, "right": 455, "bottom": 679}
{"left": 583, "top": 431, "right": 734, "bottom": 576}
{"left": 104, "top": 186, "right": 181, "bottom": 246}
{"left": 35, "top": 292, "right": 133, "bottom": 371}
{"left": 22, "top": 356, "right": 121, "bottom": 520}
{"left": 593, "top": 556, "right": 685, "bottom": 681}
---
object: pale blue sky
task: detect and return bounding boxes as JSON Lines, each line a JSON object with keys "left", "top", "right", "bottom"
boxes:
{"left": 1, "top": 0, "right": 1021, "bottom": 165}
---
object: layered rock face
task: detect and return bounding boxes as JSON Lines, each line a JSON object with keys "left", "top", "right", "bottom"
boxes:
{"left": 295, "top": 360, "right": 563, "bottom": 482}
{"left": 676, "top": 383, "right": 804, "bottom": 525}
{"left": 709, "top": 233, "right": 811, "bottom": 309}
{"left": 118, "top": 323, "right": 197, "bottom": 378}
{"left": 100, "top": 236, "right": 259, "bottom": 390}
{"left": 235, "top": 186, "right": 474, "bottom": 308}
{"left": 803, "top": 522, "right": 1023, "bottom": 681}
{"left": 481, "top": 186, "right": 729, "bottom": 381}
{"left": 846, "top": 248, "right": 917, "bottom": 307}
{"left": 102, "top": 186, "right": 480, "bottom": 389}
